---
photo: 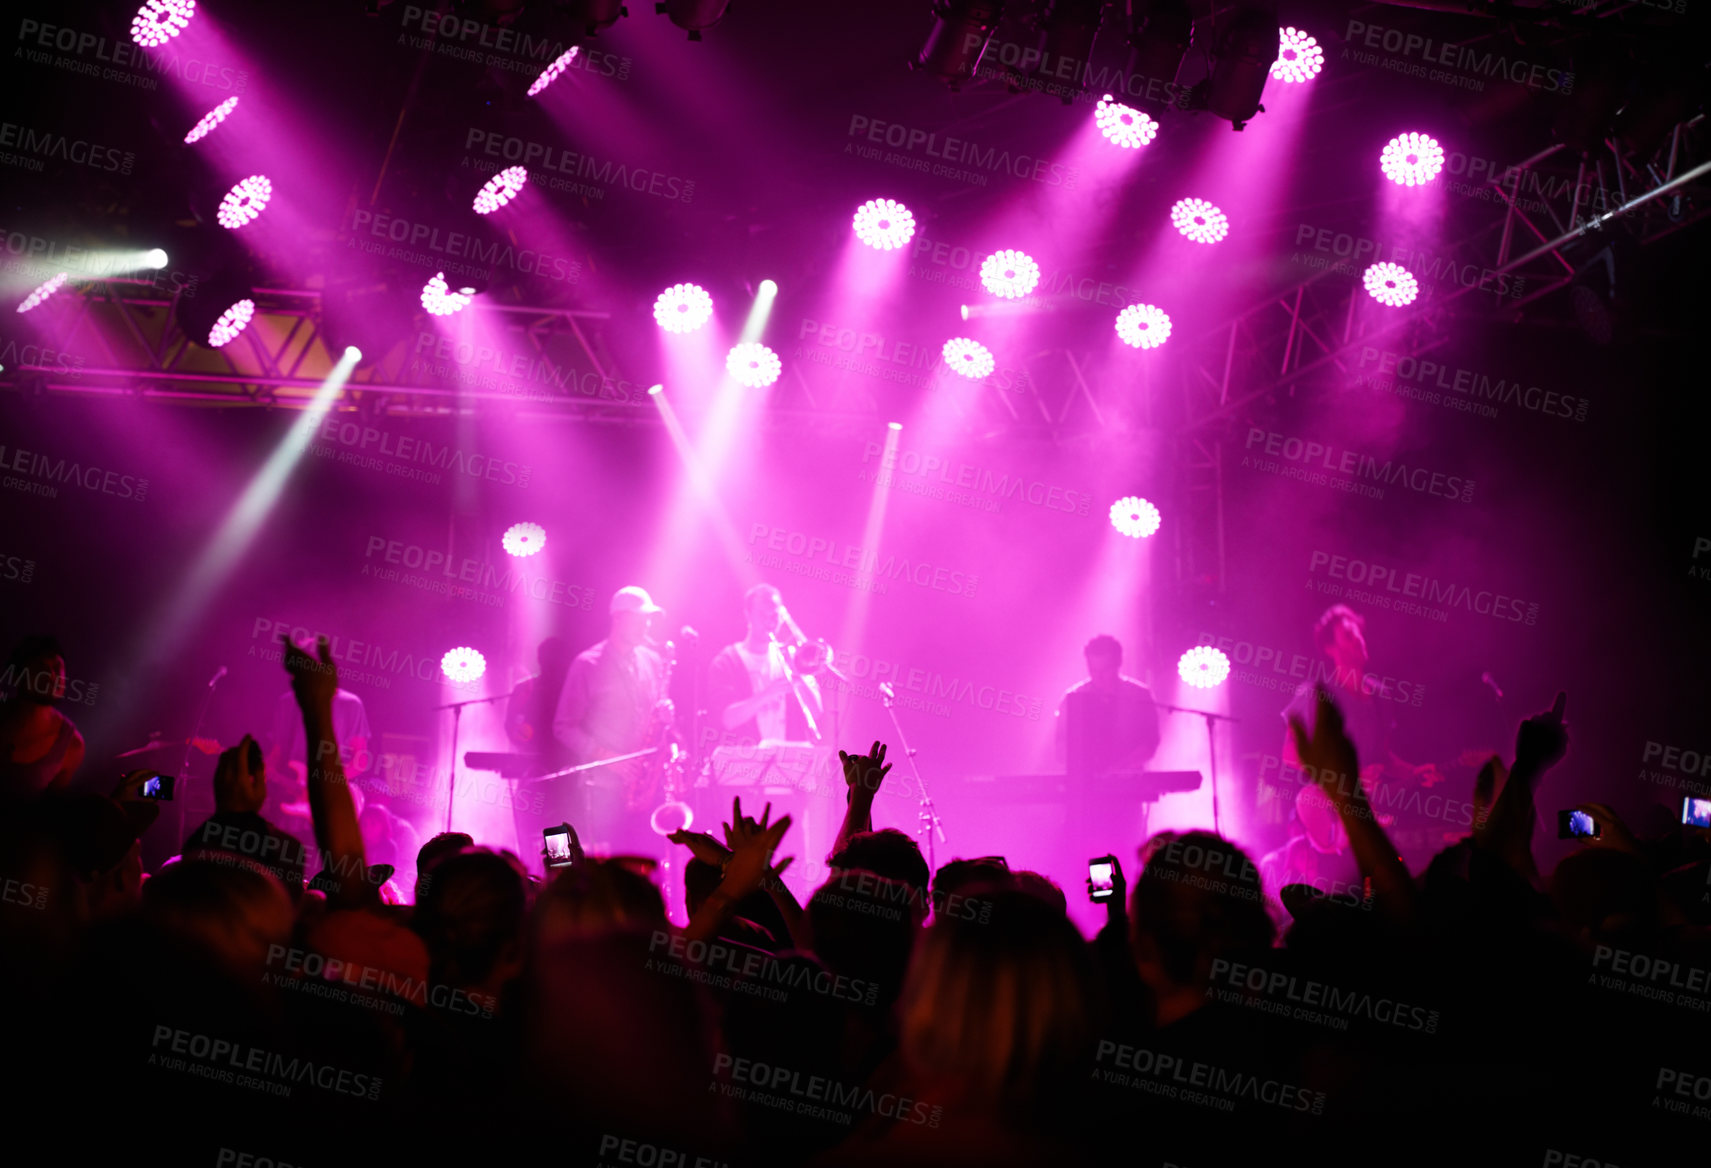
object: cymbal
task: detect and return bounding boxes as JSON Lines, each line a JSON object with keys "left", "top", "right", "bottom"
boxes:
{"left": 116, "top": 738, "right": 172, "bottom": 758}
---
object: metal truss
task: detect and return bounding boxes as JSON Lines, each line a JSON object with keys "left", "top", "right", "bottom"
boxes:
{"left": 1166, "top": 118, "right": 1711, "bottom": 597}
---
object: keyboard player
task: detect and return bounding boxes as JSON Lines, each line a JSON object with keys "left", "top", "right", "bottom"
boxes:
{"left": 1055, "top": 635, "right": 1161, "bottom": 778}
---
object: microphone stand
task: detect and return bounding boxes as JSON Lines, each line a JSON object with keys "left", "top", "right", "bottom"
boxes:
{"left": 1155, "top": 701, "right": 1241, "bottom": 836}
{"left": 436, "top": 692, "right": 511, "bottom": 833}
{"left": 177, "top": 667, "right": 225, "bottom": 843}
{"left": 879, "top": 683, "right": 944, "bottom": 873}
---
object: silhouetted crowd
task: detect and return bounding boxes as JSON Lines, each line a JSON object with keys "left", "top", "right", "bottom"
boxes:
{"left": 3, "top": 632, "right": 1709, "bottom": 1167}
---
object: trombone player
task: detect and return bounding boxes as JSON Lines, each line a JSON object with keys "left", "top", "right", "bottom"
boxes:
{"left": 708, "top": 584, "right": 825, "bottom": 746}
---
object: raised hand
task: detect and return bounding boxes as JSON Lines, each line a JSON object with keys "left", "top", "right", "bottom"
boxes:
{"left": 839, "top": 740, "right": 892, "bottom": 797}
{"left": 667, "top": 828, "right": 733, "bottom": 867}
{"left": 281, "top": 633, "right": 338, "bottom": 713}
{"left": 212, "top": 733, "right": 266, "bottom": 813}
{"left": 1572, "top": 802, "right": 1641, "bottom": 854}
{"left": 1287, "top": 686, "right": 1361, "bottom": 808}
{"left": 1515, "top": 691, "right": 1569, "bottom": 773}
{"left": 721, "top": 795, "right": 792, "bottom": 899}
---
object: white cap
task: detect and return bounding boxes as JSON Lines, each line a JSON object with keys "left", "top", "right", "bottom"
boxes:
{"left": 610, "top": 585, "right": 663, "bottom": 616}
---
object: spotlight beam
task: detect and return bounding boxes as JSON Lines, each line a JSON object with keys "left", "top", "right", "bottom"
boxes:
{"left": 144, "top": 348, "right": 360, "bottom": 650}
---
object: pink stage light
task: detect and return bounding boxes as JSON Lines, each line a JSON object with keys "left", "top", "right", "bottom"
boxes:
{"left": 421, "top": 273, "right": 474, "bottom": 317}
{"left": 527, "top": 47, "right": 581, "bottom": 97}
{"left": 653, "top": 283, "right": 714, "bottom": 333}
{"left": 1380, "top": 133, "right": 1445, "bottom": 187}
{"left": 1115, "top": 303, "right": 1172, "bottom": 349}
{"left": 440, "top": 647, "right": 486, "bottom": 684}
{"left": 726, "top": 342, "right": 782, "bottom": 387}
{"left": 852, "top": 199, "right": 916, "bottom": 250}
{"left": 1170, "top": 198, "right": 1229, "bottom": 244}
{"left": 1094, "top": 94, "right": 1159, "bottom": 149}
{"left": 941, "top": 337, "right": 995, "bottom": 379}
{"left": 473, "top": 166, "right": 528, "bottom": 214}
{"left": 1272, "top": 28, "right": 1324, "bottom": 83}
{"left": 217, "top": 176, "right": 273, "bottom": 229}
{"left": 1109, "top": 496, "right": 1162, "bottom": 538}
{"left": 183, "top": 96, "right": 239, "bottom": 145}
{"left": 1363, "top": 262, "right": 1420, "bottom": 307}
{"left": 1178, "top": 646, "right": 1231, "bottom": 689}
{"left": 15, "top": 273, "right": 69, "bottom": 315}
{"left": 207, "top": 299, "right": 256, "bottom": 348}
{"left": 502, "top": 522, "right": 546, "bottom": 557}
{"left": 980, "top": 250, "right": 1040, "bottom": 299}
{"left": 131, "top": 0, "right": 194, "bottom": 48}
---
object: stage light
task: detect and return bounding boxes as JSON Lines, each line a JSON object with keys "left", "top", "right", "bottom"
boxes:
{"left": 1170, "top": 198, "right": 1228, "bottom": 244}
{"left": 503, "top": 522, "right": 547, "bottom": 557}
{"left": 1109, "top": 496, "right": 1161, "bottom": 538}
{"left": 1094, "top": 95, "right": 1158, "bottom": 148}
{"left": 648, "top": 383, "right": 664, "bottom": 395}
{"left": 941, "top": 337, "right": 995, "bottom": 379}
{"left": 131, "top": 0, "right": 194, "bottom": 48}
{"left": 217, "top": 176, "right": 273, "bottom": 230}
{"left": 1271, "top": 27, "right": 1323, "bottom": 83}
{"left": 565, "top": 0, "right": 628, "bottom": 35}
{"left": 659, "top": 0, "right": 733, "bottom": 40}
{"left": 421, "top": 273, "right": 474, "bottom": 317}
{"left": 980, "top": 250, "right": 1040, "bottom": 299}
{"left": 1363, "top": 262, "right": 1419, "bottom": 307}
{"left": 206, "top": 299, "right": 256, "bottom": 348}
{"left": 16, "top": 273, "right": 69, "bottom": 314}
{"left": 145, "top": 249, "right": 169, "bottom": 268}
{"left": 345, "top": 346, "right": 363, "bottom": 362}
{"left": 1035, "top": 0, "right": 1105, "bottom": 100}
{"left": 853, "top": 199, "right": 916, "bottom": 250}
{"left": 726, "top": 342, "right": 781, "bottom": 387}
{"left": 1195, "top": 9, "right": 1277, "bottom": 130}
{"left": 888, "top": 421, "right": 903, "bottom": 431}
{"left": 913, "top": 0, "right": 1007, "bottom": 89}
{"left": 441, "top": 647, "right": 487, "bottom": 684}
{"left": 528, "top": 48, "right": 581, "bottom": 97}
{"left": 758, "top": 279, "right": 778, "bottom": 298}
{"left": 653, "top": 283, "right": 713, "bottom": 333}
{"left": 184, "top": 96, "right": 240, "bottom": 145}
{"left": 1127, "top": 0, "right": 1192, "bottom": 88}
{"left": 1380, "top": 133, "right": 1445, "bottom": 187}
{"left": 1178, "top": 646, "right": 1231, "bottom": 689}
{"left": 473, "top": 166, "right": 528, "bottom": 214}
{"left": 959, "top": 305, "right": 970, "bottom": 320}
{"left": 1115, "top": 303, "right": 1172, "bottom": 348}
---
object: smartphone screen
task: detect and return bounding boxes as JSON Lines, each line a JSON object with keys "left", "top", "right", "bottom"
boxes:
{"left": 1683, "top": 798, "right": 1711, "bottom": 828}
{"left": 140, "top": 773, "right": 175, "bottom": 801}
{"left": 1557, "top": 809, "right": 1599, "bottom": 839}
{"left": 544, "top": 827, "right": 572, "bottom": 864}
{"left": 1088, "top": 858, "right": 1116, "bottom": 901}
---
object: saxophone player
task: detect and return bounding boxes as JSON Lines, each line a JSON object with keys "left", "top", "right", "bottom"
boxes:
{"left": 550, "top": 586, "right": 670, "bottom": 854}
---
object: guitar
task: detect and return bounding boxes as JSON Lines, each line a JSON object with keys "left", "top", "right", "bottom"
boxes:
{"left": 1295, "top": 749, "right": 1492, "bottom": 855}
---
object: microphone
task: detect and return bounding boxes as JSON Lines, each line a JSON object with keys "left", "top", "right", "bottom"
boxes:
{"left": 878, "top": 682, "right": 895, "bottom": 699}
{"left": 1480, "top": 671, "right": 1503, "bottom": 701}
{"left": 208, "top": 666, "right": 228, "bottom": 687}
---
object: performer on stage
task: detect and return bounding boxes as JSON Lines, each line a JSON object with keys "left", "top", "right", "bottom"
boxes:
{"left": 550, "top": 586, "right": 670, "bottom": 854}
{"left": 0, "top": 636, "right": 86, "bottom": 797}
{"left": 1054, "top": 634, "right": 1160, "bottom": 778}
{"left": 1267, "top": 605, "right": 1441, "bottom": 891}
{"left": 707, "top": 584, "right": 824, "bottom": 747}
{"left": 506, "top": 635, "right": 573, "bottom": 770}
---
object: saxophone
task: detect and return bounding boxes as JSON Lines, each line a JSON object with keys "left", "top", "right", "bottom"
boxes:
{"left": 625, "top": 639, "right": 679, "bottom": 812}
